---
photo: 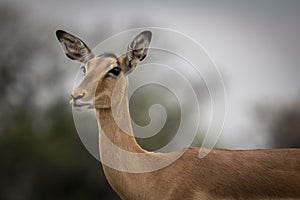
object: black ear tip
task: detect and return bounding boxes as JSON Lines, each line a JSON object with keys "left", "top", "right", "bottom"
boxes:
{"left": 141, "top": 30, "right": 152, "bottom": 41}
{"left": 55, "top": 30, "right": 65, "bottom": 39}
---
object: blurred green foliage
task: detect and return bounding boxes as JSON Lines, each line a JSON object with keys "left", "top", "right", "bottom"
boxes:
{"left": 0, "top": 100, "right": 120, "bottom": 200}
{"left": 0, "top": 4, "right": 120, "bottom": 200}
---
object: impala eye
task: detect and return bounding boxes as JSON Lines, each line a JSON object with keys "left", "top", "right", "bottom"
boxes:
{"left": 108, "top": 67, "right": 122, "bottom": 77}
{"left": 81, "top": 66, "right": 86, "bottom": 75}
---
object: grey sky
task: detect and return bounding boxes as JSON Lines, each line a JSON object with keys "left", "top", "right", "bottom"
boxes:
{"left": 3, "top": 0, "right": 300, "bottom": 149}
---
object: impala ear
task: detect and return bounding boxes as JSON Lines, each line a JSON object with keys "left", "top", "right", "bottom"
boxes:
{"left": 56, "top": 30, "right": 95, "bottom": 63}
{"left": 125, "top": 31, "right": 152, "bottom": 69}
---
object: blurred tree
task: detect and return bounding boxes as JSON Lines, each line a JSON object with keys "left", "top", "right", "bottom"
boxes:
{"left": 256, "top": 101, "right": 300, "bottom": 148}
{"left": 269, "top": 102, "right": 300, "bottom": 148}
{"left": 0, "top": 4, "right": 120, "bottom": 200}
{"left": 130, "top": 84, "right": 181, "bottom": 151}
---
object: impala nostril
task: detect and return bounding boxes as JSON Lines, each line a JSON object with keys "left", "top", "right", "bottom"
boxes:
{"left": 79, "top": 93, "right": 85, "bottom": 98}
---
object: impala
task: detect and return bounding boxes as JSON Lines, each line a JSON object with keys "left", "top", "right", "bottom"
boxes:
{"left": 56, "top": 29, "right": 300, "bottom": 200}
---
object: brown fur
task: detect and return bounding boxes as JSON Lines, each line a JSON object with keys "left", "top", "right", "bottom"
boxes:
{"left": 98, "top": 96, "right": 300, "bottom": 200}
{"left": 56, "top": 30, "right": 300, "bottom": 200}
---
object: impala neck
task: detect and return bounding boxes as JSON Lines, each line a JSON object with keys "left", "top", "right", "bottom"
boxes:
{"left": 94, "top": 82, "right": 152, "bottom": 199}
{"left": 96, "top": 102, "right": 145, "bottom": 153}
{"left": 95, "top": 81, "right": 146, "bottom": 156}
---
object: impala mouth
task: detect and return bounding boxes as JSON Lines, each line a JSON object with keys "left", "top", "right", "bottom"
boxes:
{"left": 74, "top": 102, "right": 90, "bottom": 107}
{"left": 73, "top": 102, "right": 91, "bottom": 111}
{"left": 69, "top": 98, "right": 91, "bottom": 110}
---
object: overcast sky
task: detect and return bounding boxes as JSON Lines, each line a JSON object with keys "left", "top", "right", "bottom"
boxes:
{"left": 3, "top": 0, "right": 300, "bottom": 149}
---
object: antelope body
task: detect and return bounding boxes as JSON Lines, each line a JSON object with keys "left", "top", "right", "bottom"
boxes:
{"left": 56, "top": 30, "right": 300, "bottom": 200}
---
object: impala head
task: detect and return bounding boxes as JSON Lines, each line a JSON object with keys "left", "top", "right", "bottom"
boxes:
{"left": 56, "top": 30, "right": 152, "bottom": 109}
